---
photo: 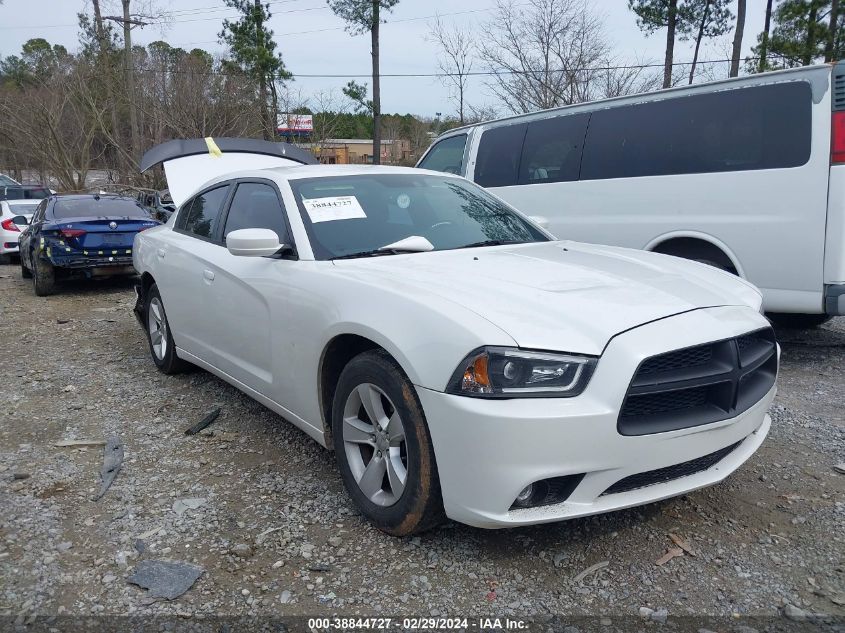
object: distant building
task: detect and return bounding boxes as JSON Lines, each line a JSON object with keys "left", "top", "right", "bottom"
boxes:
{"left": 303, "top": 139, "right": 412, "bottom": 165}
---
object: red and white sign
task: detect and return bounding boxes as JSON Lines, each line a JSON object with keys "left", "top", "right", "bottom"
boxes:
{"left": 277, "top": 113, "right": 313, "bottom": 133}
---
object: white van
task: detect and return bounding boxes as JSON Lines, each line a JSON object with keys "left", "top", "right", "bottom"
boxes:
{"left": 417, "top": 64, "right": 845, "bottom": 328}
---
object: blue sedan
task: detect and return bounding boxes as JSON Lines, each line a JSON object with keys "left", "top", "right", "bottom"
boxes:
{"left": 19, "top": 194, "right": 160, "bottom": 295}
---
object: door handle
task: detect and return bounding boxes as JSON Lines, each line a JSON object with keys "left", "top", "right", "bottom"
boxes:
{"left": 203, "top": 269, "right": 215, "bottom": 282}
{"left": 157, "top": 248, "right": 166, "bottom": 258}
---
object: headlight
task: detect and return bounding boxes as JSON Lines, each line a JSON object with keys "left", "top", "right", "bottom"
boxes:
{"left": 446, "top": 347, "right": 597, "bottom": 398}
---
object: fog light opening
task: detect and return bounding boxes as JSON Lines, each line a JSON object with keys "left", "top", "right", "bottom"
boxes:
{"left": 509, "top": 474, "right": 585, "bottom": 510}
{"left": 514, "top": 484, "right": 535, "bottom": 506}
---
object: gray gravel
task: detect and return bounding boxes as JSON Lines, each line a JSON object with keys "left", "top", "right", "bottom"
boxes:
{"left": 0, "top": 264, "right": 843, "bottom": 622}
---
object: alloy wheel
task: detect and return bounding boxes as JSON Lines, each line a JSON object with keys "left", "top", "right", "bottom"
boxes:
{"left": 342, "top": 383, "right": 408, "bottom": 506}
{"left": 147, "top": 297, "right": 168, "bottom": 361}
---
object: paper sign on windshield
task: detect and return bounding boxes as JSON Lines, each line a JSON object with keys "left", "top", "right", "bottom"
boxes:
{"left": 302, "top": 196, "right": 367, "bottom": 223}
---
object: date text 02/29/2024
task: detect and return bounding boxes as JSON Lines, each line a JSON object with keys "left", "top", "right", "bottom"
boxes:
{"left": 306, "top": 618, "right": 528, "bottom": 630}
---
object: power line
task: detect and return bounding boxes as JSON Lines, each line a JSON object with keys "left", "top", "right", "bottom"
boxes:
{"left": 0, "top": 0, "right": 325, "bottom": 30}
{"left": 182, "top": 3, "right": 534, "bottom": 45}
{"left": 125, "top": 56, "right": 743, "bottom": 79}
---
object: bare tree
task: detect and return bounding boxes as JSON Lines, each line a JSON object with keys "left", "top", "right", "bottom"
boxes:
{"left": 0, "top": 61, "right": 105, "bottom": 190}
{"left": 309, "top": 89, "right": 354, "bottom": 153}
{"left": 478, "top": 0, "right": 610, "bottom": 114}
{"left": 429, "top": 16, "right": 474, "bottom": 124}
{"left": 595, "top": 58, "right": 662, "bottom": 98}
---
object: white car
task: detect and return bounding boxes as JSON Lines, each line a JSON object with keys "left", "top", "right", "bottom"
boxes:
{"left": 0, "top": 199, "right": 39, "bottom": 264}
{"left": 132, "top": 139, "right": 777, "bottom": 535}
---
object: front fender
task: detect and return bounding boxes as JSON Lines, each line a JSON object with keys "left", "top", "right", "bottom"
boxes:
{"left": 318, "top": 280, "right": 518, "bottom": 391}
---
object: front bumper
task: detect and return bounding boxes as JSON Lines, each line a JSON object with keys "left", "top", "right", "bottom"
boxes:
{"left": 419, "top": 305, "right": 776, "bottom": 528}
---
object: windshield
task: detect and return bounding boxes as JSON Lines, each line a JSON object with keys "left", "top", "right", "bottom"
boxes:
{"left": 52, "top": 197, "right": 153, "bottom": 220}
{"left": 290, "top": 174, "right": 549, "bottom": 260}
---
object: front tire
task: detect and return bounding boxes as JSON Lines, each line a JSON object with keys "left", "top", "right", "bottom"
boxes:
{"left": 145, "top": 284, "right": 190, "bottom": 374}
{"left": 332, "top": 350, "right": 444, "bottom": 536}
{"left": 32, "top": 255, "right": 56, "bottom": 296}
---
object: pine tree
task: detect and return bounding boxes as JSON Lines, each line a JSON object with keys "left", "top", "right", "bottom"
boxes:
{"left": 327, "top": 0, "right": 400, "bottom": 164}
{"left": 220, "top": 0, "right": 292, "bottom": 141}
{"left": 629, "top": 0, "right": 693, "bottom": 88}
{"left": 749, "top": 0, "right": 843, "bottom": 70}
{"left": 681, "top": 0, "right": 733, "bottom": 83}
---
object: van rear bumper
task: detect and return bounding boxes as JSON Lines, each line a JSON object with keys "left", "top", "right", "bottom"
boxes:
{"left": 825, "top": 284, "right": 845, "bottom": 315}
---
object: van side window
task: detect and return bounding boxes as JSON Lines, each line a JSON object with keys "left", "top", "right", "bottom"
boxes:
{"left": 418, "top": 135, "right": 467, "bottom": 174}
{"left": 519, "top": 114, "right": 590, "bottom": 185}
{"left": 475, "top": 123, "right": 528, "bottom": 188}
{"left": 581, "top": 81, "right": 812, "bottom": 180}
{"left": 178, "top": 185, "right": 230, "bottom": 239}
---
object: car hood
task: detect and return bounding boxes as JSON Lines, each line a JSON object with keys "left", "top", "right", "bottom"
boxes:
{"left": 332, "top": 241, "right": 762, "bottom": 355}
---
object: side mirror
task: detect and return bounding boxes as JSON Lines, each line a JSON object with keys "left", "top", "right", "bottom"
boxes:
{"left": 11, "top": 215, "right": 29, "bottom": 226}
{"left": 528, "top": 215, "right": 550, "bottom": 229}
{"left": 226, "top": 228, "right": 282, "bottom": 257}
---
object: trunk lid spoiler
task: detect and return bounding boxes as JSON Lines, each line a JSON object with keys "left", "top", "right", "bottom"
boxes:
{"left": 140, "top": 137, "right": 317, "bottom": 207}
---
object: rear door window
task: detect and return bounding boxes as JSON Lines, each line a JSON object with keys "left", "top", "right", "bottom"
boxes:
{"left": 223, "top": 182, "right": 291, "bottom": 244}
{"left": 518, "top": 113, "right": 590, "bottom": 184}
{"left": 417, "top": 135, "right": 467, "bottom": 174}
{"left": 178, "top": 186, "right": 230, "bottom": 240}
{"left": 474, "top": 123, "right": 527, "bottom": 188}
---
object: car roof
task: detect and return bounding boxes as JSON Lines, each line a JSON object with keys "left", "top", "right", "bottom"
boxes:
{"left": 52, "top": 193, "right": 138, "bottom": 201}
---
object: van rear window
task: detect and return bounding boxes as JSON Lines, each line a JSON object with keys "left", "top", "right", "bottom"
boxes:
{"left": 580, "top": 81, "right": 812, "bottom": 180}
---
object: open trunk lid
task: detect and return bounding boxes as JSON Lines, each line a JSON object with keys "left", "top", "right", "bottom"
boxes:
{"left": 140, "top": 137, "right": 317, "bottom": 207}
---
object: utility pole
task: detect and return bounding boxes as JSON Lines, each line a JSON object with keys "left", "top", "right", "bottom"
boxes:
{"left": 122, "top": 0, "right": 141, "bottom": 164}
{"left": 255, "top": 0, "right": 272, "bottom": 141}
{"left": 371, "top": 0, "right": 382, "bottom": 164}
{"left": 103, "top": 3, "right": 151, "bottom": 167}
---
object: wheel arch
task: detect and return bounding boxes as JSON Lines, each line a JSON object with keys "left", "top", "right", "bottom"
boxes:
{"left": 645, "top": 231, "right": 745, "bottom": 277}
{"left": 139, "top": 270, "right": 157, "bottom": 296}
{"left": 317, "top": 332, "right": 416, "bottom": 447}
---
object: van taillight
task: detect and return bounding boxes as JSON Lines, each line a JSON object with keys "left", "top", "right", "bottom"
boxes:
{"left": 832, "top": 111, "right": 845, "bottom": 164}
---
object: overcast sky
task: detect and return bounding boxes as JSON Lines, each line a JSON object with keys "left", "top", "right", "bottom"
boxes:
{"left": 1, "top": 0, "right": 775, "bottom": 117}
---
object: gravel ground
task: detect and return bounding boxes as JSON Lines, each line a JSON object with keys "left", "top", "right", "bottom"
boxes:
{"left": 0, "top": 262, "right": 843, "bottom": 628}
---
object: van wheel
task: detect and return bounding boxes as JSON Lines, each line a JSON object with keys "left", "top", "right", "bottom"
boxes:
{"left": 332, "top": 350, "right": 444, "bottom": 536}
{"left": 32, "top": 256, "right": 56, "bottom": 296}
{"left": 145, "top": 284, "right": 190, "bottom": 374}
{"left": 767, "top": 313, "right": 832, "bottom": 329}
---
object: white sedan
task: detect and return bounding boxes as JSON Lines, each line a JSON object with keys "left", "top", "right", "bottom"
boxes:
{"left": 133, "top": 139, "right": 777, "bottom": 535}
{"left": 0, "top": 199, "right": 39, "bottom": 264}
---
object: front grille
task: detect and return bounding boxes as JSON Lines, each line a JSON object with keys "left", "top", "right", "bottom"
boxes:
{"left": 601, "top": 440, "right": 743, "bottom": 496}
{"left": 639, "top": 346, "right": 712, "bottom": 375}
{"left": 619, "top": 327, "right": 777, "bottom": 436}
